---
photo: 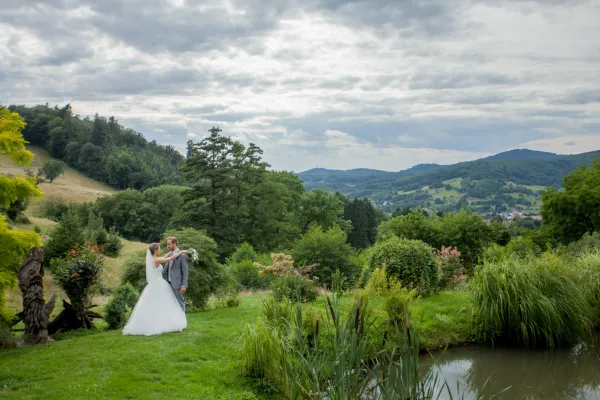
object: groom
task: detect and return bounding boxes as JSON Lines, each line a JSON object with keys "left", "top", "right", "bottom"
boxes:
{"left": 163, "top": 236, "right": 188, "bottom": 312}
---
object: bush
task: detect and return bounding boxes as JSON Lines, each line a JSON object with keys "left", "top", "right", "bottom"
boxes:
{"left": 0, "top": 326, "right": 17, "bottom": 349}
{"left": 33, "top": 224, "right": 41, "bottom": 234}
{"left": 230, "top": 259, "right": 272, "bottom": 290}
{"left": 291, "top": 224, "right": 357, "bottom": 287}
{"left": 104, "top": 283, "right": 140, "bottom": 329}
{"left": 471, "top": 254, "right": 593, "bottom": 348}
{"left": 271, "top": 275, "right": 318, "bottom": 303}
{"left": 437, "top": 246, "right": 464, "bottom": 289}
{"left": 39, "top": 198, "right": 70, "bottom": 221}
{"left": 257, "top": 253, "right": 319, "bottom": 303}
{"left": 103, "top": 226, "right": 123, "bottom": 257}
{"left": 51, "top": 244, "right": 104, "bottom": 319}
{"left": 44, "top": 207, "right": 85, "bottom": 264}
{"left": 228, "top": 242, "right": 258, "bottom": 264}
{"left": 120, "top": 251, "right": 147, "bottom": 292}
{"left": 367, "top": 237, "right": 438, "bottom": 294}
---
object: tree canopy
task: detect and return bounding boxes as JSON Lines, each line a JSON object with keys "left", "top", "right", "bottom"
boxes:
{"left": 0, "top": 107, "right": 43, "bottom": 321}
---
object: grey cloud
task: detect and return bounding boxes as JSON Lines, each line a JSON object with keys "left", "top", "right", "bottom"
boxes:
{"left": 319, "top": 76, "right": 362, "bottom": 90}
{"left": 551, "top": 90, "right": 600, "bottom": 105}
{"left": 410, "top": 71, "right": 523, "bottom": 90}
{"left": 565, "top": 141, "right": 577, "bottom": 146}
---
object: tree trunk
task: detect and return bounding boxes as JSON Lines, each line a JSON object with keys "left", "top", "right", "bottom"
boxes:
{"left": 47, "top": 300, "right": 102, "bottom": 334}
{"left": 17, "top": 247, "right": 57, "bottom": 345}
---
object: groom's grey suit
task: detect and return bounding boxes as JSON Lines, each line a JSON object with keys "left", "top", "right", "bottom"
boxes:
{"left": 162, "top": 249, "right": 188, "bottom": 312}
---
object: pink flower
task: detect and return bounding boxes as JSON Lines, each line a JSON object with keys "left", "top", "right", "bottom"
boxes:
{"left": 73, "top": 272, "right": 79, "bottom": 277}
{"left": 71, "top": 250, "right": 77, "bottom": 256}
{"left": 92, "top": 245, "right": 98, "bottom": 251}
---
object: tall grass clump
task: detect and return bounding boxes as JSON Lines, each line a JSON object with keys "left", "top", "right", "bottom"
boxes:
{"left": 240, "top": 292, "right": 501, "bottom": 399}
{"left": 471, "top": 253, "right": 593, "bottom": 348}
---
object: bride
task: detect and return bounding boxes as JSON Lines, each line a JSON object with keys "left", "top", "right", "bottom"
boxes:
{"left": 123, "top": 243, "right": 188, "bottom": 336}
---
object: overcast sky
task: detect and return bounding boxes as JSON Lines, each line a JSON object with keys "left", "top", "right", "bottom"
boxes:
{"left": 1, "top": 0, "right": 599, "bottom": 172}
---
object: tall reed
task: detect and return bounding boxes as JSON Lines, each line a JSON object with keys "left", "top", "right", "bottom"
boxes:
{"left": 471, "top": 253, "right": 593, "bottom": 348}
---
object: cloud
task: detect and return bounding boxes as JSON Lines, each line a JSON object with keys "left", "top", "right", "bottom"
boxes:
{"left": 1, "top": 0, "right": 599, "bottom": 172}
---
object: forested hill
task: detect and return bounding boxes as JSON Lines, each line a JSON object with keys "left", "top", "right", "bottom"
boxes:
{"left": 8, "top": 104, "right": 184, "bottom": 190}
{"left": 298, "top": 149, "right": 600, "bottom": 214}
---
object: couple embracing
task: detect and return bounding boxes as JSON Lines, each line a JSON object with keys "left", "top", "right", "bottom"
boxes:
{"left": 123, "top": 236, "right": 189, "bottom": 336}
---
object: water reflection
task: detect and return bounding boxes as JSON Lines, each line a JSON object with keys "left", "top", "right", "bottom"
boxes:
{"left": 422, "top": 334, "right": 600, "bottom": 399}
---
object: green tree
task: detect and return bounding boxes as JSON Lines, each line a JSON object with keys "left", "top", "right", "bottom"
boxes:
{"left": 91, "top": 114, "right": 106, "bottom": 147}
{"left": 297, "top": 189, "right": 350, "bottom": 233}
{"left": 542, "top": 160, "right": 600, "bottom": 244}
{"left": 174, "top": 127, "right": 273, "bottom": 257}
{"left": 291, "top": 225, "right": 356, "bottom": 287}
{"left": 44, "top": 208, "right": 85, "bottom": 264}
{"left": 344, "top": 198, "right": 377, "bottom": 249}
{"left": 246, "top": 171, "right": 304, "bottom": 252}
{"left": 40, "top": 160, "right": 66, "bottom": 183}
{"left": 0, "top": 107, "right": 43, "bottom": 319}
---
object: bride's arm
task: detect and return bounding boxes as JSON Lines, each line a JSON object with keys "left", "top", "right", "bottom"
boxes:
{"left": 154, "top": 250, "right": 188, "bottom": 264}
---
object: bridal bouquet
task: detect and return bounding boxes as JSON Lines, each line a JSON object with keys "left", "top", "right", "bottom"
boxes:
{"left": 189, "top": 248, "right": 199, "bottom": 262}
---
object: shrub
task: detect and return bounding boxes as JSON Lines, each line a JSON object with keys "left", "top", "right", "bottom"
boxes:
{"left": 257, "top": 253, "right": 319, "bottom": 303}
{"left": 506, "top": 236, "right": 542, "bottom": 259}
{"left": 384, "top": 278, "right": 417, "bottom": 324}
{"left": 228, "top": 242, "right": 258, "bottom": 264}
{"left": 103, "top": 226, "right": 123, "bottom": 257}
{"left": 0, "top": 326, "right": 17, "bottom": 349}
{"left": 271, "top": 275, "right": 318, "bottom": 303}
{"left": 104, "top": 283, "right": 139, "bottom": 329}
{"left": 230, "top": 259, "right": 272, "bottom": 290}
{"left": 33, "top": 225, "right": 41, "bottom": 234}
{"left": 367, "top": 237, "right": 438, "bottom": 294}
{"left": 44, "top": 207, "right": 85, "bottom": 264}
{"left": 51, "top": 244, "right": 103, "bottom": 320}
{"left": 120, "top": 250, "right": 147, "bottom": 292}
{"left": 213, "top": 270, "right": 242, "bottom": 308}
{"left": 437, "top": 246, "right": 464, "bottom": 289}
{"left": 291, "top": 224, "right": 357, "bottom": 287}
{"left": 471, "top": 254, "right": 593, "bottom": 348}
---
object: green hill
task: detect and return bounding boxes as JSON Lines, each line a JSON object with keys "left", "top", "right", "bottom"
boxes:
{"left": 298, "top": 149, "right": 600, "bottom": 215}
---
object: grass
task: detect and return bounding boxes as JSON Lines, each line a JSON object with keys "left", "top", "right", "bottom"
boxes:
{"left": 1, "top": 290, "right": 475, "bottom": 399}
{"left": 411, "top": 291, "right": 472, "bottom": 351}
{"left": 0, "top": 295, "right": 273, "bottom": 400}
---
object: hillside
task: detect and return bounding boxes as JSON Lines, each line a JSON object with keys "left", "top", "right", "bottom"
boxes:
{"left": 0, "top": 146, "right": 115, "bottom": 213}
{"left": 298, "top": 149, "right": 600, "bottom": 214}
{"left": 1, "top": 146, "right": 147, "bottom": 310}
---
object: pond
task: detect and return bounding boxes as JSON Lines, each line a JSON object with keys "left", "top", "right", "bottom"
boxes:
{"left": 422, "top": 334, "right": 600, "bottom": 399}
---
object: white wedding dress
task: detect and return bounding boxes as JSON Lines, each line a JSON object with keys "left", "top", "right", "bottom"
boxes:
{"left": 122, "top": 250, "right": 187, "bottom": 336}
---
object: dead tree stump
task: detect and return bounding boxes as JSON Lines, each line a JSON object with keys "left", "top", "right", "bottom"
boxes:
{"left": 18, "top": 247, "right": 57, "bottom": 344}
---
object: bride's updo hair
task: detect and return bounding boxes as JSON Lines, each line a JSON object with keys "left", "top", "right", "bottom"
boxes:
{"left": 148, "top": 243, "right": 160, "bottom": 255}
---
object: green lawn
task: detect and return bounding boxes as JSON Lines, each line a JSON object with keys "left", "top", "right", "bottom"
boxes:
{"left": 1, "top": 290, "right": 472, "bottom": 399}
{"left": 0, "top": 295, "right": 276, "bottom": 400}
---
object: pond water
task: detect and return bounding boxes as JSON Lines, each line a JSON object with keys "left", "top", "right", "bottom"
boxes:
{"left": 422, "top": 334, "right": 600, "bottom": 399}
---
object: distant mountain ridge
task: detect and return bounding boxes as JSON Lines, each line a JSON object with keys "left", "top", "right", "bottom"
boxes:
{"left": 298, "top": 148, "right": 600, "bottom": 214}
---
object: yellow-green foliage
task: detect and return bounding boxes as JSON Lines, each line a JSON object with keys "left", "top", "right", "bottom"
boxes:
{"left": 0, "top": 107, "right": 43, "bottom": 319}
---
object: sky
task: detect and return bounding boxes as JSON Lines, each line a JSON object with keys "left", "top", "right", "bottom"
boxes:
{"left": 1, "top": 0, "right": 599, "bottom": 172}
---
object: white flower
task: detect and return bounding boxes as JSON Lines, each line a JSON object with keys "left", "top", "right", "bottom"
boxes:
{"left": 189, "top": 248, "right": 199, "bottom": 262}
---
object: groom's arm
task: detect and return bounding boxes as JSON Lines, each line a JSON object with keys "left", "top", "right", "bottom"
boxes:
{"left": 180, "top": 254, "right": 189, "bottom": 289}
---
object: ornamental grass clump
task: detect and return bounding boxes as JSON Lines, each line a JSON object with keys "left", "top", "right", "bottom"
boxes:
{"left": 471, "top": 253, "right": 593, "bottom": 348}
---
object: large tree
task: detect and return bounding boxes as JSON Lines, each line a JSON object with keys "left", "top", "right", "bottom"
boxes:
{"left": 344, "top": 198, "right": 377, "bottom": 249}
{"left": 0, "top": 107, "right": 43, "bottom": 321}
{"left": 542, "top": 160, "right": 600, "bottom": 244}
